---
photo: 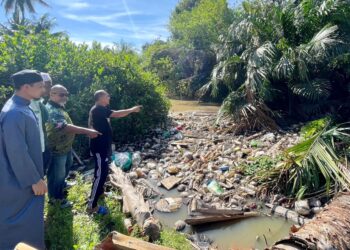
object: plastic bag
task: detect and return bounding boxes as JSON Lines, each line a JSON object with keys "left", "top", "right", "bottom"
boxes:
{"left": 207, "top": 180, "right": 224, "bottom": 195}
{"left": 113, "top": 152, "right": 132, "bottom": 172}
{"left": 132, "top": 151, "right": 142, "bottom": 167}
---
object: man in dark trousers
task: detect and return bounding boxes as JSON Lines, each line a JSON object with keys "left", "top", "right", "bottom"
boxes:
{"left": 0, "top": 70, "right": 47, "bottom": 249}
{"left": 87, "top": 90, "right": 141, "bottom": 213}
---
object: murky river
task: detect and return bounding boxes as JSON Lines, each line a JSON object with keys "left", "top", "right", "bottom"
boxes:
{"left": 169, "top": 99, "right": 220, "bottom": 113}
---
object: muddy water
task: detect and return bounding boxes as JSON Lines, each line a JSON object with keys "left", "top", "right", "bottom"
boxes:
{"left": 153, "top": 186, "right": 292, "bottom": 250}
{"left": 196, "top": 217, "right": 292, "bottom": 250}
{"left": 169, "top": 99, "right": 220, "bottom": 113}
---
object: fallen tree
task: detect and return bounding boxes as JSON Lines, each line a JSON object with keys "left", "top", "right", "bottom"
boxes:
{"left": 109, "top": 164, "right": 161, "bottom": 241}
{"left": 272, "top": 192, "right": 350, "bottom": 250}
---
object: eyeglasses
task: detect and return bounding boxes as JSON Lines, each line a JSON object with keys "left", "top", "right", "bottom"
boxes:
{"left": 53, "top": 92, "right": 69, "bottom": 97}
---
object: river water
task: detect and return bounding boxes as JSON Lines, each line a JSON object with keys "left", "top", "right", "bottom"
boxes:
{"left": 169, "top": 99, "right": 220, "bottom": 113}
{"left": 157, "top": 100, "right": 293, "bottom": 250}
{"left": 153, "top": 184, "right": 292, "bottom": 250}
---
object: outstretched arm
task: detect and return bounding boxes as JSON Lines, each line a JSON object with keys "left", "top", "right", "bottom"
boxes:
{"left": 63, "top": 124, "right": 101, "bottom": 138}
{"left": 110, "top": 105, "right": 142, "bottom": 118}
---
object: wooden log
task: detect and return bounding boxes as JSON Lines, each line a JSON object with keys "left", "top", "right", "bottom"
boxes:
{"left": 185, "top": 212, "right": 259, "bottom": 226}
{"left": 96, "top": 231, "right": 174, "bottom": 250}
{"left": 110, "top": 165, "right": 161, "bottom": 241}
{"left": 271, "top": 192, "right": 350, "bottom": 250}
{"left": 15, "top": 243, "right": 37, "bottom": 250}
{"left": 265, "top": 204, "right": 310, "bottom": 225}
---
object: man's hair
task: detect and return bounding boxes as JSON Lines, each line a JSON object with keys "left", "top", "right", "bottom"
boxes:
{"left": 41, "top": 72, "right": 52, "bottom": 84}
{"left": 94, "top": 90, "right": 108, "bottom": 101}
{"left": 11, "top": 69, "right": 43, "bottom": 90}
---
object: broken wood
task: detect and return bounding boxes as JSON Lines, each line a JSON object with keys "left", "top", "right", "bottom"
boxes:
{"left": 96, "top": 231, "right": 174, "bottom": 250}
{"left": 265, "top": 204, "right": 310, "bottom": 225}
{"left": 110, "top": 165, "right": 161, "bottom": 241}
{"left": 195, "top": 207, "right": 243, "bottom": 215}
{"left": 185, "top": 211, "right": 259, "bottom": 226}
{"left": 15, "top": 243, "right": 37, "bottom": 250}
{"left": 271, "top": 192, "right": 350, "bottom": 250}
{"left": 161, "top": 176, "right": 182, "bottom": 190}
{"left": 72, "top": 149, "right": 84, "bottom": 166}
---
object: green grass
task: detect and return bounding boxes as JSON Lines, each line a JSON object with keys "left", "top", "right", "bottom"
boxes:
{"left": 156, "top": 229, "right": 192, "bottom": 250}
{"left": 45, "top": 176, "right": 126, "bottom": 250}
{"left": 44, "top": 175, "right": 192, "bottom": 250}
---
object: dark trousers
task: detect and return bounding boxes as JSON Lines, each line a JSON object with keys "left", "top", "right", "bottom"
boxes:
{"left": 43, "top": 148, "right": 51, "bottom": 175}
{"left": 88, "top": 151, "right": 110, "bottom": 209}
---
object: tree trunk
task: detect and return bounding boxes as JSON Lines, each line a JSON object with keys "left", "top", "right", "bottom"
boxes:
{"left": 109, "top": 165, "right": 161, "bottom": 242}
{"left": 272, "top": 192, "right": 350, "bottom": 250}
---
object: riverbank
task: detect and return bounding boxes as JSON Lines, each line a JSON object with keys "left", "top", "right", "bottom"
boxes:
{"left": 45, "top": 109, "right": 332, "bottom": 249}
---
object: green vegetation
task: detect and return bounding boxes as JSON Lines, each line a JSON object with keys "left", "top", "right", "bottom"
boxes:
{"left": 248, "top": 118, "right": 350, "bottom": 199}
{"left": 142, "top": 0, "right": 233, "bottom": 99}
{"left": 238, "top": 156, "right": 282, "bottom": 176}
{"left": 0, "top": 29, "right": 169, "bottom": 154}
{"left": 144, "top": 0, "right": 350, "bottom": 131}
{"left": 157, "top": 229, "right": 192, "bottom": 250}
{"left": 45, "top": 175, "right": 192, "bottom": 250}
{"left": 45, "top": 176, "right": 126, "bottom": 250}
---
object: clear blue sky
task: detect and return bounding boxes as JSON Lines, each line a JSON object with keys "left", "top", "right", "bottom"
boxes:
{"left": 0, "top": 0, "right": 241, "bottom": 50}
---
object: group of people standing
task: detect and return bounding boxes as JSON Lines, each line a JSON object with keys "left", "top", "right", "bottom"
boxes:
{"left": 0, "top": 70, "right": 141, "bottom": 249}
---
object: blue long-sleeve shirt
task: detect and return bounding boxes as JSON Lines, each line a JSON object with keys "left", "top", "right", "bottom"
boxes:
{"left": 0, "top": 95, "right": 45, "bottom": 249}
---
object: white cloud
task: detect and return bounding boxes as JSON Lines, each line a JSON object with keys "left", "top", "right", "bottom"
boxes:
{"left": 96, "top": 32, "right": 118, "bottom": 38}
{"left": 56, "top": 0, "right": 90, "bottom": 10}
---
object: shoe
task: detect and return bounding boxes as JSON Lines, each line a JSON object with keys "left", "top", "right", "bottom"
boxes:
{"left": 60, "top": 199, "right": 73, "bottom": 208}
{"left": 48, "top": 199, "right": 73, "bottom": 208}
{"left": 86, "top": 205, "right": 108, "bottom": 215}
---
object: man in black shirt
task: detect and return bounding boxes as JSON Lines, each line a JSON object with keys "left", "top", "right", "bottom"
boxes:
{"left": 87, "top": 90, "right": 141, "bottom": 213}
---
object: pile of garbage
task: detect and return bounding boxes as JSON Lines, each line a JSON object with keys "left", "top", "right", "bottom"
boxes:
{"left": 107, "top": 112, "right": 326, "bottom": 229}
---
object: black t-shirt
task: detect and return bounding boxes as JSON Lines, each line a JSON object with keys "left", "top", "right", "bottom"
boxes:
{"left": 89, "top": 105, "right": 113, "bottom": 154}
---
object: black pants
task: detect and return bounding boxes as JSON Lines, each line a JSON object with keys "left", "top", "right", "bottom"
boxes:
{"left": 42, "top": 148, "right": 51, "bottom": 175}
{"left": 88, "top": 151, "right": 110, "bottom": 209}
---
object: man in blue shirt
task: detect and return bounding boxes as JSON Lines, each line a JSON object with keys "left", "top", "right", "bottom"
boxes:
{"left": 0, "top": 70, "right": 47, "bottom": 249}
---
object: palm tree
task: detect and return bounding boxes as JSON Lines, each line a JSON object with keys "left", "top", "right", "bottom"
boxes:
{"left": 200, "top": 0, "right": 350, "bottom": 131}
{"left": 1, "top": 0, "right": 49, "bottom": 21}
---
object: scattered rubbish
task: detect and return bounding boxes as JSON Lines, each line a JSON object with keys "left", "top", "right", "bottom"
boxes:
{"left": 113, "top": 152, "right": 132, "bottom": 172}
{"left": 294, "top": 200, "right": 311, "bottom": 216}
{"left": 219, "top": 165, "right": 230, "bottom": 172}
{"left": 207, "top": 180, "right": 224, "bottom": 195}
{"left": 161, "top": 176, "right": 182, "bottom": 190}
{"left": 174, "top": 220, "right": 186, "bottom": 231}
{"left": 132, "top": 151, "right": 142, "bottom": 167}
{"left": 174, "top": 132, "right": 184, "bottom": 140}
{"left": 155, "top": 198, "right": 183, "bottom": 212}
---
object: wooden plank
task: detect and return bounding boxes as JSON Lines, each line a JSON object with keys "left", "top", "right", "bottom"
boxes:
{"left": 161, "top": 176, "right": 182, "bottom": 190}
{"left": 185, "top": 212, "right": 259, "bottom": 226}
{"left": 195, "top": 208, "right": 244, "bottom": 215}
{"left": 96, "top": 231, "right": 174, "bottom": 250}
{"left": 15, "top": 243, "right": 37, "bottom": 250}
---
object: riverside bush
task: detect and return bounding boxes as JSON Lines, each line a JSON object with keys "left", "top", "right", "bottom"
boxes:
{"left": 0, "top": 31, "right": 169, "bottom": 154}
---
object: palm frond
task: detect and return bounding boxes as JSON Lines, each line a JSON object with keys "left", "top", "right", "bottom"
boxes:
{"left": 306, "top": 25, "right": 343, "bottom": 61}
{"left": 290, "top": 78, "right": 331, "bottom": 101}
{"left": 261, "top": 123, "right": 350, "bottom": 198}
